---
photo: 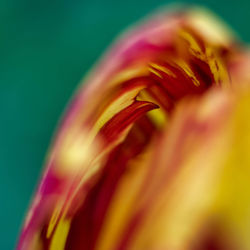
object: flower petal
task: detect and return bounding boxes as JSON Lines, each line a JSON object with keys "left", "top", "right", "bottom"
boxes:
{"left": 17, "top": 7, "right": 250, "bottom": 250}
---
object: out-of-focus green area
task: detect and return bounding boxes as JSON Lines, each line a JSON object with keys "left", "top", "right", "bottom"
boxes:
{"left": 0, "top": 0, "right": 250, "bottom": 248}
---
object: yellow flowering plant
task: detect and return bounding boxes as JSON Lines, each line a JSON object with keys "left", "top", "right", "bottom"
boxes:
{"left": 18, "top": 7, "right": 250, "bottom": 250}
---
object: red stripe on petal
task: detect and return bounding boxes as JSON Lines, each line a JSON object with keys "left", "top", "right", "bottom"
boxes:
{"left": 99, "top": 101, "right": 158, "bottom": 143}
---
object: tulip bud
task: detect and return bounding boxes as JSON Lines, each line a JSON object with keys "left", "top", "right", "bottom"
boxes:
{"left": 17, "top": 7, "right": 250, "bottom": 250}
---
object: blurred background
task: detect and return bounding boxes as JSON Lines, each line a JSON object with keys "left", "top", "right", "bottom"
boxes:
{"left": 1, "top": 0, "right": 250, "bottom": 248}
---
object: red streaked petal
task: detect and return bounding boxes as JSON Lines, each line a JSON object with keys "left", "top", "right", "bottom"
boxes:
{"left": 99, "top": 100, "right": 158, "bottom": 143}
{"left": 94, "top": 87, "right": 234, "bottom": 250}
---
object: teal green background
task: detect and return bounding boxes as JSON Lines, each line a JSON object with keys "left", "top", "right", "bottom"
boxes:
{"left": 1, "top": 0, "right": 250, "bottom": 249}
